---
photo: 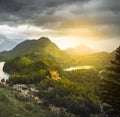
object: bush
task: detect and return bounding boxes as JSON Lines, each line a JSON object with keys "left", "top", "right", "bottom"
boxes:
{"left": 25, "top": 102, "right": 34, "bottom": 110}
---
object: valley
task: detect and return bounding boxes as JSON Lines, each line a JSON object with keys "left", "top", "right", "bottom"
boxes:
{"left": 0, "top": 37, "right": 118, "bottom": 117}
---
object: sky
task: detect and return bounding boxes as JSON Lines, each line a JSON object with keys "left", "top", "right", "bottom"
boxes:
{"left": 0, "top": 0, "right": 120, "bottom": 52}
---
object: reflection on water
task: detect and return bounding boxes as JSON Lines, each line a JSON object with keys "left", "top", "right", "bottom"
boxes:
{"left": 64, "top": 65, "right": 94, "bottom": 71}
{"left": 0, "top": 62, "right": 10, "bottom": 81}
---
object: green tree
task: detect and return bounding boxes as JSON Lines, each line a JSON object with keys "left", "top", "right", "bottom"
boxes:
{"left": 102, "top": 46, "right": 120, "bottom": 113}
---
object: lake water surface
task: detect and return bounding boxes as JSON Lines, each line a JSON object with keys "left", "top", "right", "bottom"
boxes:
{"left": 64, "top": 65, "right": 94, "bottom": 71}
{"left": 0, "top": 62, "right": 10, "bottom": 81}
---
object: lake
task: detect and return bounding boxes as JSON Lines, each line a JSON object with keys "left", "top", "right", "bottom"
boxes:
{"left": 64, "top": 65, "right": 94, "bottom": 71}
{"left": 0, "top": 62, "right": 10, "bottom": 81}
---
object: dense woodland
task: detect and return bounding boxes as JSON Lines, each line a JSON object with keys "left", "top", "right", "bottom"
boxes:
{"left": 0, "top": 37, "right": 119, "bottom": 117}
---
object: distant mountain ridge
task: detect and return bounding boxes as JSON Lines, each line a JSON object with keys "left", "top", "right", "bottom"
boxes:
{"left": 0, "top": 34, "right": 24, "bottom": 52}
{"left": 65, "top": 45, "right": 95, "bottom": 55}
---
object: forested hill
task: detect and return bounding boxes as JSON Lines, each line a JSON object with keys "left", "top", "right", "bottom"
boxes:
{"left": 0, "top": 36, "right": 116, "bottom": 69}
{"left": 0, "top": 37, "right": 69, "bottom": 64}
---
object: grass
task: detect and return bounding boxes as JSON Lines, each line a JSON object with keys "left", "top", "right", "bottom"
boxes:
{"left": 0, "top": 85, "right": 74, "bottom": 117}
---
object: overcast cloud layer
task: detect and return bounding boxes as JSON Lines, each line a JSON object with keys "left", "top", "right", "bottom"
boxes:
{"left": 0, "top": 0, "right": 120, "bottom": 51}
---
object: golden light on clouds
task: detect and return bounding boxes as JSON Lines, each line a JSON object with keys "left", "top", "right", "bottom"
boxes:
{"left": 58, "top": 20, "right": 107, "bottom": 40}
{"left": 0, "top": 0, "right": 119, "bottom": 52}
{"left": 0, "top": 24, "right": 119, "bottom": 52}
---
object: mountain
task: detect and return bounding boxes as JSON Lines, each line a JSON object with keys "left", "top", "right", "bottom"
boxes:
{"left": 65, "top": 45, "right": 95, "bottom": 55}
{"left": 0, "top": 37, "right": 69, "bottom": 65}
{"left": 0, "top": 35, "right": 24, "bottom": 52}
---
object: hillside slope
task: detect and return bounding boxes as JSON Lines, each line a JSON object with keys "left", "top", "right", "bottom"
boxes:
{"left": 70, "top": 51, "right": 115, "bottom": 69}
{"left": 0, "top": 85, "right": 75, "bottom": 117}
{"left": 0, "top": 37, "right": 69, "bottom": 65}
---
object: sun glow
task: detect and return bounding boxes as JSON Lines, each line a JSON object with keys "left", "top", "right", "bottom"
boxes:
{"left": 0, "top": 24, "right": 119, "bottom": 52}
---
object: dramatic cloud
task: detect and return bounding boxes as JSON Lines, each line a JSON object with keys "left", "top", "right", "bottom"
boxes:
{"left": 0, "top": 0, "right": 120, "bottom": 51}
{"left": 0, "top": 0, "right": 89, "bottom": 26}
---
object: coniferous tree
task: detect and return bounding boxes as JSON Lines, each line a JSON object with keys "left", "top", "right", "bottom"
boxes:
{"left": 102, "top": 46, "right": 120, "bottom": 113}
